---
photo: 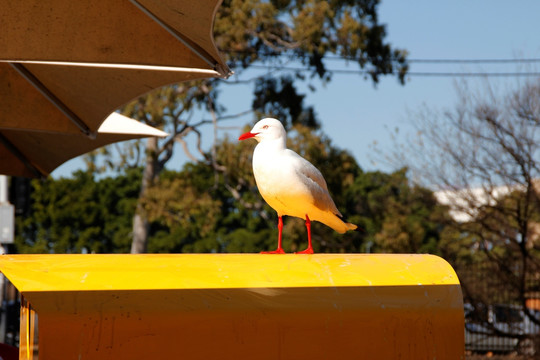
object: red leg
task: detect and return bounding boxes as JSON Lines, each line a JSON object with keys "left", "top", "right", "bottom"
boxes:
{"left": 261, "top": 216, "right": 286, "bottom": 254}
{"left": 295, "top": 215, "right": 314, "bottom": 254}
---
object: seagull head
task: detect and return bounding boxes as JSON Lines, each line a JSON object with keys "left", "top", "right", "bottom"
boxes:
{"left": 238, "top": 118, "right": 286, "bottom": 143}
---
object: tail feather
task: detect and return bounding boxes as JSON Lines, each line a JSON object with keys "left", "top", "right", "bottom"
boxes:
{"left": 323, "top": 213, "right": 358, "bottom": 234}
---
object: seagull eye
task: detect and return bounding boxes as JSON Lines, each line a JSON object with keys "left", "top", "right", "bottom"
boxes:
{"left": 263, "top": 125, "right": 269, "bottom": 129}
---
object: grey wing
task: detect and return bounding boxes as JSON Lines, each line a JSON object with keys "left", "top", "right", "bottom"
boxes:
{"left": 286, "top": 150, "right": 328, "bottom": 189}
{"left": 287, "top": 150, "right": 342, "bottom": 215}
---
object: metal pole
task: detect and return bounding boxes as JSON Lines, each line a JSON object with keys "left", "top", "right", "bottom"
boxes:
{"left": 0, "top": 175, "right": 7, "bottom": 204}
{"left": 0, "top": 176, "right": 7, "bottom": 342}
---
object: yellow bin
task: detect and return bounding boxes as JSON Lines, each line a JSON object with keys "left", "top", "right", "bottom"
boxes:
{"left": 0, "top": 254, "right": 464, "bottom": 359}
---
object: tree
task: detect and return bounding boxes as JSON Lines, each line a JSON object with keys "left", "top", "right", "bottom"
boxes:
{"left": 118, "top": 84, "right": 212, "bottom": 253}
{"left": 141, "top": 124, "right": 364, "bottom": 253}
{"left": 389, "top": 78, "right": 540, "bottom": 353}
{"left": 15, "top": 169, "right": 141, "bottom": 253}
{"left": 139, "top": 124, "right": 445, "bottom": 255}
{"left": 345, "top": 168, "right": 447, "bottom": 254}
{"left": 89, "top": 0, "right": 409, "bottom": 253}
{"left": 16, "top": 126, "right": 445, "bottom": 257}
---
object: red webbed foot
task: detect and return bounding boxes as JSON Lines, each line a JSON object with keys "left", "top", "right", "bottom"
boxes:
{"left": 260, "top": 248, "right": 286, "bottom": 254}
{"left": 294, "top": 247, "right": 314, "bottom": 254}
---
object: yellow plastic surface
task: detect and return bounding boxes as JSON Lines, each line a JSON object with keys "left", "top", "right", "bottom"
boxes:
{"left": 0, "top": 253, "right": 459, "bottom": 291}
{"left": 0, "top": 254, "right": 464, "bottom": 360}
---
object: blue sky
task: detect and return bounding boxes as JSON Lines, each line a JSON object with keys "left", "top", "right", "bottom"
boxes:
{"left": 53, "top": 0, "right": 540, "bottom": 177}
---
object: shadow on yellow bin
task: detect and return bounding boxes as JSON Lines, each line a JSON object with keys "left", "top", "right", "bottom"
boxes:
{"left": 0, "top": 254, "right": 464, "bottom": 360}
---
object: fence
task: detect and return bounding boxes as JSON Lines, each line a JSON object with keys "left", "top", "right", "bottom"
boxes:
{"left": 454, "top": 260, "right": 540, "bottom": 356}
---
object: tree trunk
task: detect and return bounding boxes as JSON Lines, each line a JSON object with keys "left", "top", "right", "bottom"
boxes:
{"left": 130, "top": 137, "right": 158, "bottom": 254}
{"left": 131, "top": 208, "right": 149, "bottom": 253}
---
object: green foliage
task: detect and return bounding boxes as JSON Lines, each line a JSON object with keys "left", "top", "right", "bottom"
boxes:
{"left": 345, "top": 169, "right": 446, "bottom": 254}
{"left": 15, "top": 170, "right": 141, "bottom": 254}
{"left": 143, "top": 126, "right": 359, "bottom": 254}
{"left": 214, "top": 0, "right": 408, "bottom": 130}
{"left": 215, "top": 0, "right": 408, "bottom": 83}
{"left": 17, "top": 126, "right": 448, "bottom": 256}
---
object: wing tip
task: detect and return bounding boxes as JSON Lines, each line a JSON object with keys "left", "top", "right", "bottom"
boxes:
{"left": 346, "top": 222, "right": 358, "bottom": 231}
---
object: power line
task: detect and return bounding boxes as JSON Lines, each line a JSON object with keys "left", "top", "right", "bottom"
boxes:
{"left": 322, "top": 56, "right": 540, "bottom": 64}
{"left": 408, "top": 58, "right": 540, "bottom": 64}
{"left": 244, "top": 64, "right": 540, "bottom": 77}
{"left": 403, "top": 72, "right": 540, "bottom": 77}
{"left": 222, "top": 49, "right": 540, "bottom": 65}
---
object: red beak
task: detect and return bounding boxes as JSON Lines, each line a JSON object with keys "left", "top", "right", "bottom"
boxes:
{"left": 238, "top": 131, "right": 258, "bottom": 141}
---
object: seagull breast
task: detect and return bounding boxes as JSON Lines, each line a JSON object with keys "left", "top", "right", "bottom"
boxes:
{"left": 253, "top": 141, "right": 341, "bottom": 223}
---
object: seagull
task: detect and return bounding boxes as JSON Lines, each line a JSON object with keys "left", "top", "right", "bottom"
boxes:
{"left": 239, "top": 118, "right": 357, "bottom": 254}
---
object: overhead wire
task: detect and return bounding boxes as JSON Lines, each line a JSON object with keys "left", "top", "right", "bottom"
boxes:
{"left": 222, "top": 48, "right": 540, "bottom": 77}
{"left": 322, "top": 56, "right": 540, "bottom": 64}
{"left": 226, "top": 56, "right": 540, "bottom": 78}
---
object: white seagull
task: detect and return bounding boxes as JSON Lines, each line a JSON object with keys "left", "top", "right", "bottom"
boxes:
{"left": 239, "top": 118, "right": 357, "bottom": 254}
